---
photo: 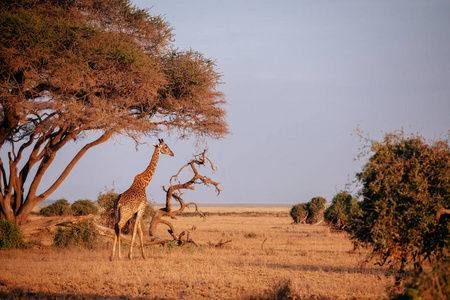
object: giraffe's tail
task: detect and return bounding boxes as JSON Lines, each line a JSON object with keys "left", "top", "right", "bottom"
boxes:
{"left": 113, "top": 194, "right": 122, "bottom": 233}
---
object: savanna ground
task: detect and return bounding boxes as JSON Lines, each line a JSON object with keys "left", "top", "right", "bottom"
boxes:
{"left": 0, "top": 206, "right": 395, "bottom": 299}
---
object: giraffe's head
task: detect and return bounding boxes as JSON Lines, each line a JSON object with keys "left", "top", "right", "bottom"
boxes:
{"left": 154, "top": 139, "right": 174, "bottom": 156}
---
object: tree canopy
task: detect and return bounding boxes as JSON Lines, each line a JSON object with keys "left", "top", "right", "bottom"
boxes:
{"left": 351, "top": 131, "right": 450, "bottom": 272}
{"left": 0, "top": 0, "right": 228, "bottom": 224}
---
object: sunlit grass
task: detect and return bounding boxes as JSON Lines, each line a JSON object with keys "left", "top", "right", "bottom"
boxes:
{"left": 0, "top": 211, "right": 394, "bottom": 299}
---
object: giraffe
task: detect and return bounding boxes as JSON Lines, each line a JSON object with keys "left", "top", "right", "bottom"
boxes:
{"left": 110, "top": 139, "right": 174, "bottom": 261}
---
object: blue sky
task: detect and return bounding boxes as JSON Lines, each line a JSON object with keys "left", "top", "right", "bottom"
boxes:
{"left": 39, "top": 1, "right": 450, "bottom": 205}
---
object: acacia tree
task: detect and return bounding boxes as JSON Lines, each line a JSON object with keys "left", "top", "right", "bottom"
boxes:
{"left": 0, "top": 0, "right": 228, "bottom": 224}
{"left": 351, "top": 131, "right": 450, "bottom": 274}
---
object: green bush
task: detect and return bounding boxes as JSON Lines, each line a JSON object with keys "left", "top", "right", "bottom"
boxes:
{"left": 351, "top": 132, "right": 450, "bottom": 273}
{"left": 39, "top": 199, "right": 72, "bottom": 216}
{"left": 53, "top": 220, "right": 98, "bottom": 249}
{"left": 290, "top": 197, "right": 327, "bottom": 224}
{"left": 324, "top": 191, "right": 360, "bottom": 231}
{"left": 71, "top": 199, "right": 98, "bottom": 216}
{"left": 0, "top": 220, "right": 27, "bottom": 250}
{"left": 306, "top": 196, "right": 326, "bottom": 224}
{"left": 290, "top": 203, "right": 308, "bottom": 223}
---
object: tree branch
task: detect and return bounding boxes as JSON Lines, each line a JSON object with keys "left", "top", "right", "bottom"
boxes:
{"left": 16, "top": 130, "right": 114, "bottom": 224}
{"left": 149, "top": 150, "right": 221, "bottom": 246}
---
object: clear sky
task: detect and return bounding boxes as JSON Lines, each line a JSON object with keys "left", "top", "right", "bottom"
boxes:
{"left": 40, "top": 1, "right": 450, "bottom": 205}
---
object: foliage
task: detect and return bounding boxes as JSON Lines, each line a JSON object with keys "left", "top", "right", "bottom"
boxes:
{"left": 71, "top": 199, "right": 98, "bottom": 216}
{"left": 0, "top": 0, "right": 228, "bottom": 224}
{"left": 97, "top": 187, "right": 154, "bottom": 234}
{"left": 306, "top": 196, "right": 327, "bottom": 224}
{"left": 392, "top": 259, "right": 450, "bottom": 300}
{"left": 324, "top": 191, "right": 360, "bottom": 231}
{"left": 39, "top": 199, "right": 72, "bottom": 217}
{"left": 98, "top": 187, "right": 120, "bottom": 229}
{"left": 351, "top": 131, "right": 450, "bottom": 274}
{"left": 290, "top": 203, "right": 308, "bottom": 223}
{"left": 290, "top": 197, "right": 327, "bottom": 224}
{"left": 97, "top": 187, "right": 119, "bottom": 211}
{"left": 0, "top": 220, "right": 27, "bottom": 249}
{"left": 53, "top": 220, "right": 98, "bottom": 249}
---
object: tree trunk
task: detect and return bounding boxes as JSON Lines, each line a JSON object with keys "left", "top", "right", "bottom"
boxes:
{"left": 0, "top": 194, "right": 15, "bottom": 222}
{"left": 5, "top": 131, "right": 114, "bottom": 225}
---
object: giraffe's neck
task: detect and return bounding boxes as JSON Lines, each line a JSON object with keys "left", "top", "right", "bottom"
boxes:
{"left": 133, "top": 148, "right": 160, "bottom": 188}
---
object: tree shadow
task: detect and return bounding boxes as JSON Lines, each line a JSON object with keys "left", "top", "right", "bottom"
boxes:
{"left": 247, "top": 262, "right": 390, "bottom": 276}
{"left": 0, "top": 288, "right": 157, "bottom": 300}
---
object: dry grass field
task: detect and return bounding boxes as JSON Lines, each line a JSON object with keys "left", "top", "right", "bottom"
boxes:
{"left": 0, "top": 206, "right": 395, "bottom": 299}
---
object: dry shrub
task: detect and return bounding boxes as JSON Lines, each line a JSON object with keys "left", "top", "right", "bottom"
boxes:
{"left": 53, "top": 221, "right": 98, "bottom": 249}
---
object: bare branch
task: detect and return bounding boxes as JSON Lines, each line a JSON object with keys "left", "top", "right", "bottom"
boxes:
{"left": 437, "top": 208, "right": 450, "bottom": 221}
{"left": 148, "top": 150, "right": 221, "bottom": 246}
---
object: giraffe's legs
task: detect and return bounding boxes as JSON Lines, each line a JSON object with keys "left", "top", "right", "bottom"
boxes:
{"left": 110, "top": 224, "right": 121, "bottom": 261}
{"left": 117, "top": 229, "right": 122, "bottom": 260}
{"left": 137, "top": 219, "right": 146, "bottom": 260}
{"left": 110, "top": 234, "right": 117, "bottom": 261}
{"left": 129, "top": 210, "right": 144, "bottom": 260}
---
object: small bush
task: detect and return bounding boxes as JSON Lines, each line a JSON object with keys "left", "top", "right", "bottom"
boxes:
{"left": 290, "top": 203, "right": 308, "bottom": 223}
{"left": 0, "top": 220, "right": 27, "bottom": 250}
{"left": 53, "top": 220, "right": 98, "bottom": 249}
{"left": 306, "top": 196, "right": 326, "bottom": 224}
{"left": 290, "top": 197, "right": 327, "bottom": 224}
{"left": 71, "top": 199, "right": 99, "bottom": 216}
{"left": 39, "top": 199, "right": 72, "bottom": 216}
{"left": 324, "top": 191, "right": 360, "bottom": 231}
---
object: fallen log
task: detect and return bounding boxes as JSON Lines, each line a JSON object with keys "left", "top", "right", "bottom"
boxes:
{"left": 20, "top": 214, "right": 95, "bottom": 236}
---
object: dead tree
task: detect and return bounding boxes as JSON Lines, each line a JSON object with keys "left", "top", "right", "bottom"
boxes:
{"left": 20, "top": 214, "right": 95, "bottom": 236}
{"left": 149, "top": 150, "right": 223, "bottom": 246}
